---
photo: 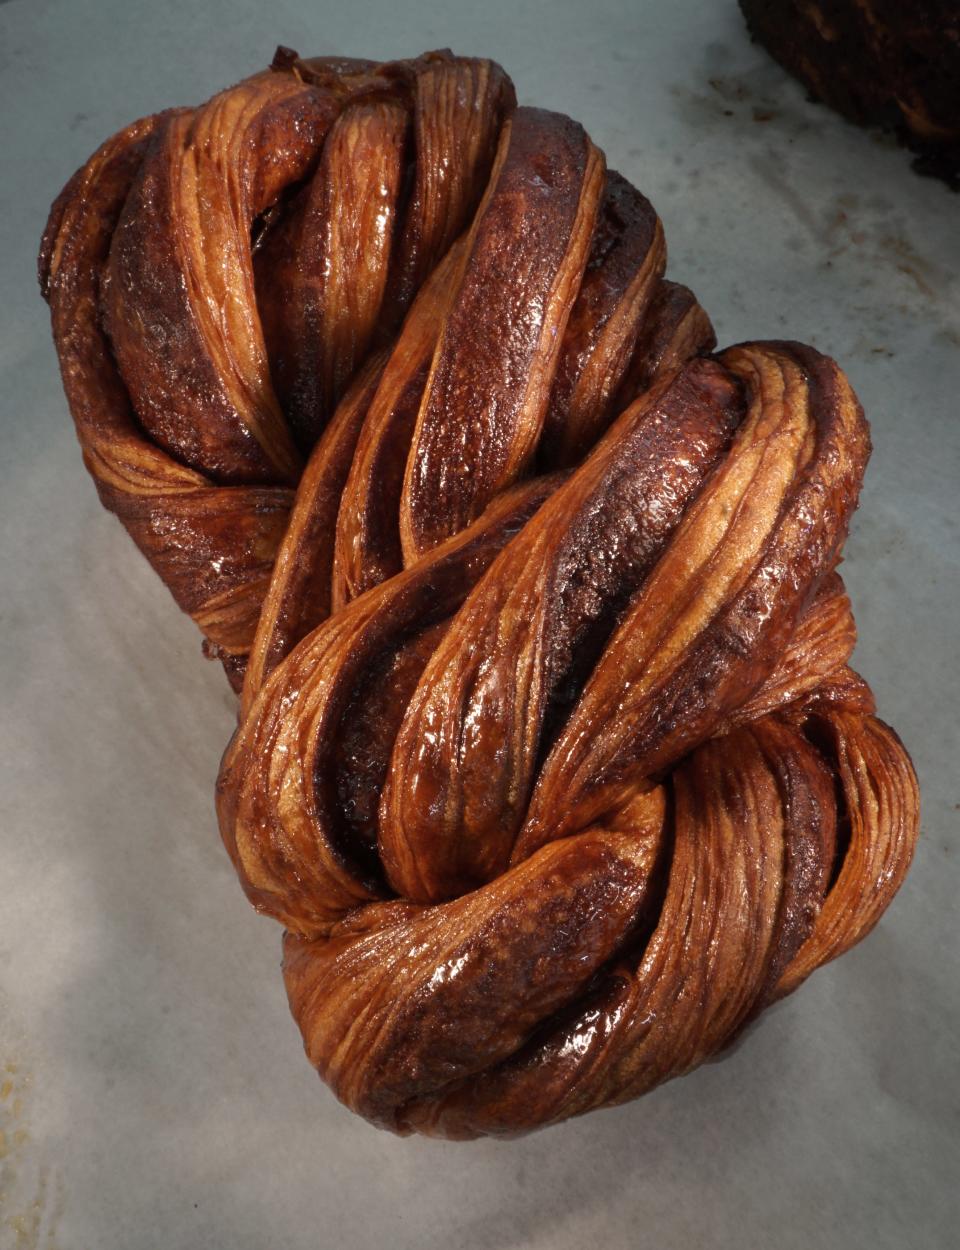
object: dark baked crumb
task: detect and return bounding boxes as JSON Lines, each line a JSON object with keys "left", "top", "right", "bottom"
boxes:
{"left": 739, "top": 0, "right": 960, "bottom": 189}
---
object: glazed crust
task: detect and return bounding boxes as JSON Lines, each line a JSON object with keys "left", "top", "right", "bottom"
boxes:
{"left": 41, "top": 48, "right": 919, "bottom": 1137}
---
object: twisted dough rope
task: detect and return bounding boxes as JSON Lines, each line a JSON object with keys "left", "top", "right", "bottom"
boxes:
{"left": 40, "top": 48, "right": 919, "bottom": 1138}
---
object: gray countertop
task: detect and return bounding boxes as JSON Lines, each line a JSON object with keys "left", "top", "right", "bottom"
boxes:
{"left": 1, "top": 1, "right": 957, "bottom": 1247}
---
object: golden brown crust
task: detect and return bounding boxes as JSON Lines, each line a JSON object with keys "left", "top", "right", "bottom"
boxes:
{"left": 254, "top": 99, "right": 408, "bottom": 451}
{"left": 540, "top": 172, "right": 666, "bottom": 467}
{"left": 380, "top": 358, "right": 745, "bottom": 901}
{"left": 42, "top": 47, "right": 919, "bottom": 1139}
{"left": 42, "top": 112, "right": 294, "bottom": 661}
{"left": 399, "top": 108, "right": 606, "bottom": 560}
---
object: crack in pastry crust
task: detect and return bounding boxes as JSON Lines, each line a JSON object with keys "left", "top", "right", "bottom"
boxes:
{"left": 40, "top": 47, "right": 919, "bottom": 1138}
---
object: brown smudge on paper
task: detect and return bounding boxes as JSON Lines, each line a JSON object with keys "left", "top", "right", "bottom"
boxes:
{"left": 0, "top": 1056, "right": 64, "bottom": 1250}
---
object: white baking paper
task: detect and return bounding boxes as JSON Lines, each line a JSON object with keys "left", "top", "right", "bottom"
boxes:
{"left": 1, "top": 2, "right": 957, "bottom": 1247}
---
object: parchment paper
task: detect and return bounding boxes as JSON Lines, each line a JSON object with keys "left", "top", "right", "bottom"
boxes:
{"left": 1, "top": 2, "right": 957, "bottom": 1247}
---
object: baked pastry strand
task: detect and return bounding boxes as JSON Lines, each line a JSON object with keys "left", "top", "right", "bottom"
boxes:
{"left": 40, "top": 48, "right": 919, "bottom": 1138}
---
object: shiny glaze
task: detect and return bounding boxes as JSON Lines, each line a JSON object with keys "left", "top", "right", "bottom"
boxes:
{"left": 240, "top": 351, "right": 389, "bottom": 715}
{"left": 330, "top": 240, "right": 469, "bottom": 610}
{"left": 399, "top": 107, "right": 606, "bottom": 559}
{"left": 515, "top": 341, "right": 872, "bottom": 856}
{"left": 284, "top": 818, "right": 662, "bottom": 1130}
{"left": 616, "top": 278, "right": 717, "bottom": 405}
{"left": 103, "top": 75, "right": 332, "bottom": 484}
{"left": 216, "top": 477, "right": 558, "bottom": 933}
{"left": 379, "top": 358, "right": 745, "bottom": 901}
{"left": 42, "top": 47, "right": 920, "bottom": 1138}
{"left": 39, "top": 113, "right": 294, "bottom": 676}
{"left": 383, "top": 56, "right": 515, "bottom": 319}
{"left": 255, "top": 98, "right": 408, "bottom": 450}
{"left": 540, "top": 171, "right": 666, "bottom": 467}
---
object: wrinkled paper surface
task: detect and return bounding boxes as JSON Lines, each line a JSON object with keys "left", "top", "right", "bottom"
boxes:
{"left": 1, "top": 1, "right": 957, "bottom": 1247}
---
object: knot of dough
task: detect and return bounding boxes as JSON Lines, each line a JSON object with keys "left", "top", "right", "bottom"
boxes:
{"left": 40, "top": 48, "right": 919, "bottom": 1138}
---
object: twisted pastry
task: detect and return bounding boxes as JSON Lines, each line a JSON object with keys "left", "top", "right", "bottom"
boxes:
{"left": 40, "top": 48, "right": 919, "bottom": 1138}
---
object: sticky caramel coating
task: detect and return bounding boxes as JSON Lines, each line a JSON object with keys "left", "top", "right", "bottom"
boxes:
{"left": 41, "top": 47, "right": 919, "bottom": 1137}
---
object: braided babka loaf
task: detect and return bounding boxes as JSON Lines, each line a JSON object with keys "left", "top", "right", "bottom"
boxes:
{"left": 40, "top": 48, "right": 919, "bottom": 1138}
{"left": 739, "top": 0, "right": 960, "bottom": 189}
